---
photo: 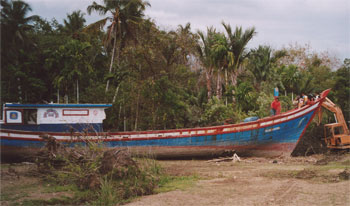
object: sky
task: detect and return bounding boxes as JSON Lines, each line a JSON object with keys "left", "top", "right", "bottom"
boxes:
{"left": 25, "top": 0, "right": 350, "bottom": 62}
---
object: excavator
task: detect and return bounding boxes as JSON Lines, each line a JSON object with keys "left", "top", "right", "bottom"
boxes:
{"left": 318, "top": 96, "right": 350, "bottom": 149}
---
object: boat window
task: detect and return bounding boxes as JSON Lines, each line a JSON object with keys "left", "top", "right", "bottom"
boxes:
{"left": 23, "top": 109, "right": 37, "bottom": 124}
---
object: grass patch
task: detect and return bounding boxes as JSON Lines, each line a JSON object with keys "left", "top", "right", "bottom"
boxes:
{"left": 313, "top": 161, "right": 350, "bottom": 171}
{"left": 341, "top": 159, "right": 350, "bottom": 165}
{"left": 41, "top": 183, "right": 78, "bottom": 193}
{"left": 155, "top": 175, "right": 200, "bottom": 193}
{"left": 19, "top": 196, "right": 74, "bottom": 206}
{"left": 1, "top": 164, "right": 11, "bottom": 169}
{"left": 0, "top": 183, "right": 36, "bottom": 201}
{"left": 1, "top": 192, "right": 30, "bottom": 202}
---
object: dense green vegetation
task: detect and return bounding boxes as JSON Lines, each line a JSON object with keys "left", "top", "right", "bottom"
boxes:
{"left": 1, "top": 0, "right": 349, "bottom": 131}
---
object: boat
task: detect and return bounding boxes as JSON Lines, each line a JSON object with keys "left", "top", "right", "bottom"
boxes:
{"left": 0, "top": 89, "right": 331, "bottom": 161}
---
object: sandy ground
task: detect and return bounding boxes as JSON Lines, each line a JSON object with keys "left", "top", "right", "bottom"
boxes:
{"left": 1, "top": 154, "right": 350, "bottom": 206}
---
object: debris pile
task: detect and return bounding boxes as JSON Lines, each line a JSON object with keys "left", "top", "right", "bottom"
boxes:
{"left": 34, "top": 134, "right": 160, "bottom": 197}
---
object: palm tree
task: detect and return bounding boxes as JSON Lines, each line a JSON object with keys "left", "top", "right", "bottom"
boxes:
{"left": 1, "top": 0, "right": 39, "bottom": 44}
{"left": 1, "top": 0, "right": 39, "bottom": 102}
{"left": 222, "top": 22, "right": 256, "bottom": 86}
{"left": 86, "top": 0, "right": 150, "bottom": 93}
{"left": 197, "top": 27, "right": 217, "bottom": 100}
{"left": 1, "top": 0, "right": 39, "bottom": 61}
{"left": 53, "top": 40, "right": 93, "bottom": 103}
{"left": 210, "top": 32, "right": 231, "bottom": 100}
{"left": 176, "top": 23, "right": 198, "bottom": 64}
{"left": 247, "top": 45, "right": 272, "bottom": 90}
{"left": 63, "top": 10, "right": 86, "bottom": 36}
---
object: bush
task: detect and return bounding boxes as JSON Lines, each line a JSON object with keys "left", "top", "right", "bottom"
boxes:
{"left": 201, "top": 97, "right": 236, "bottom": 125}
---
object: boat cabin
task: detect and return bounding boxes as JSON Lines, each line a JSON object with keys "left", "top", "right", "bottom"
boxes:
{"left": 0, "top": 103, "right": 112, "bottom": 133}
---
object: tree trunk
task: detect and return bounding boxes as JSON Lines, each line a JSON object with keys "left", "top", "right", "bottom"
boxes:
{"left": 76, "top": 80, "right": 79, "bottom": 103}
{"left": 230, "top": 70, "right": 239, "bottom": 103}
{"left": 65, "top": 85, "right": 68, "bottom": 104}
{"left": 230, "top": 70, "right": 238, "bottom": 86}
{"left": 134, "top": 90, "right": 140, "bottom": 131}
{"left": 225, "top": 69, "right": 228, "bottom": 106}
{"left": 57, "top": 88, "right": 60, "bottom": 103}
{"left": 123, "top": 97, "right": 126, "bottom": 132}
{"left": 112, "top": 85, "right": 120, "bottom": 103}
{"left": 105, "top": 30, "right": 118, "bottom": 93}
{"left": 118, "top": 102, "right": 122, "bottom": 123}
{"left": 205, "top": 68, "right": 213, "bottom": 100}
{"left": 216, "top": 70, "right": 222, "bottom": 99}
{"left": 17, "top": 77, "right": 22, "bottom": 102}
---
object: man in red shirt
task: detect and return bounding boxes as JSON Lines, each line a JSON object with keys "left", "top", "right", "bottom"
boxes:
{"left": 270, "top": 97, "right": 281, "bottom": 116}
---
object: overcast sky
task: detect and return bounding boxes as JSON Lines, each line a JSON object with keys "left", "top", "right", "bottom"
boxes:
{"left": 25, "top": 0, "right": 350, "bottom": 62}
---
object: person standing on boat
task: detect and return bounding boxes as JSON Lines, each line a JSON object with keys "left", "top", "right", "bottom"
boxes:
{"left": 270, "top": 97, "right": 281, "bottom": 116}
{"left": 302, "top": 93, "right": 308, "bottom": 106}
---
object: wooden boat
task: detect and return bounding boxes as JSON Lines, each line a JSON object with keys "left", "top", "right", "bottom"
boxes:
{"left": 0, "top": 89, "right": 330, "bottom": 161}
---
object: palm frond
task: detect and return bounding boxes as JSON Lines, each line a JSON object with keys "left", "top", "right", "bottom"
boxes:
{"left": 83, "top": 17, "right": 109, "bottom": 33}
{"left": 87, "top": 2, "right": 108, "bottom": 15}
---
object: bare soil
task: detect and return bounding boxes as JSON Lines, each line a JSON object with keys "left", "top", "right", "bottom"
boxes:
{"left": 127, "top": 154, "right": 350, "bottom": 206}
{"left": 1, "top": 153, "right": 350, "bottom": 206}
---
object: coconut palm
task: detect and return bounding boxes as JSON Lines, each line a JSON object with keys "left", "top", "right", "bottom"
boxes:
{"left": 86, "top": 0, "right": 150, "bottom": 93}
{"left": 1, "top": 0, "right": 40, "bottom": 102}
{"left": 1, "top": 0, "right": 39, "bottom": 60}
{"left": 63, "top": 10, "right": 86, "bottom": 35}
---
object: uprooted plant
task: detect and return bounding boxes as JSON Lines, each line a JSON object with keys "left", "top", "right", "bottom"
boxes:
{"left": 34, "top": 134, "right": 162, "bottom": 205}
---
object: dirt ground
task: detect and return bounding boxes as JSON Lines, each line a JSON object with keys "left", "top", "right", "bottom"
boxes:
{"left": 127, "top": 154, "right": 350, "bottom": 206}
{"left": 1, "top": 153, "right": 350, "bottom": 206}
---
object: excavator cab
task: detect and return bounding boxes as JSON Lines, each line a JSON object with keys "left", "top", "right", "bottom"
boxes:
{"left": 324, "top": 123, "right": 350, "bottom": 149}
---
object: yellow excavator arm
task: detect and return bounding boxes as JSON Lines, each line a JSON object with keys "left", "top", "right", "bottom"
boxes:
{"left": 319, "top": 97, "right": 350, "bottom": 135}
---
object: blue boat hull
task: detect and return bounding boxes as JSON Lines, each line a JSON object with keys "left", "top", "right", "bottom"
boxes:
{"left": 1, "top": 105, "right": 318, "bottom": 159}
